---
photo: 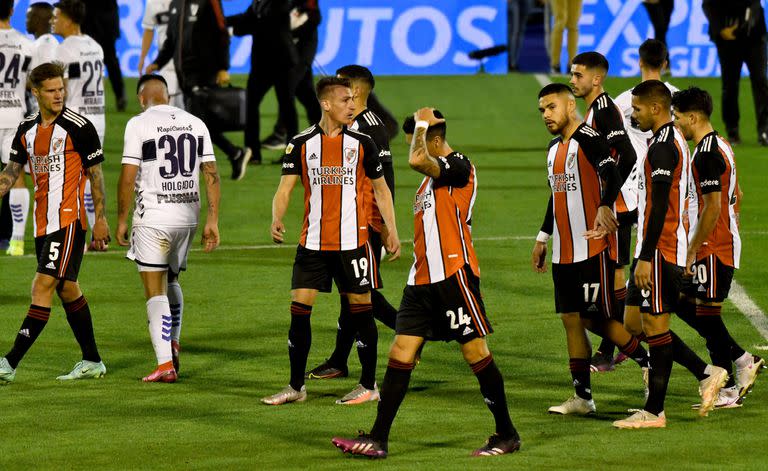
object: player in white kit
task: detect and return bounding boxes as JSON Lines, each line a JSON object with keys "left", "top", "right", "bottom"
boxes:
{"left": 138, "top": 0, "right": 183, "bottom": 109}
{"left": 0, "top": 0, "right": 36, "bottom": 256}
{"left": 25, "top": 2, "right": 58, "bottom": 116}
{"left": 52, "top": 0, "right": 105, "bottom": 250}
{"left": 117, "top": 74, "right": 221, "bottom": 383}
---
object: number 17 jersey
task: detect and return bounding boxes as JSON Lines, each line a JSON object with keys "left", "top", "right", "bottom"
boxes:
{"left": 122, "top": 104, "right": 216, "bottom": 227}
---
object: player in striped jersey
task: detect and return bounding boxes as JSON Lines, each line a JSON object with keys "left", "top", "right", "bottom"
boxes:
{"left": 0, "top": 63, "right": 109, "bottom": 384}
{"left": 570, "top": 52, "right": 639, "bottom": 371}
{"left": 532, "top": 83, "right": 651, "bottom": 416}
{"left": 671, "top": 87, "right": 764, "bottom": 407}
{"left": 52, "top": 0, "right": 106, "bottom": 251}
{"left": 262, "top": 77, "right": 400, "bottom": 406}
{"left": 305, "top": 65, "right": 400, "bottom": 381}
{"left": 333, "top": 108, "right": 521, "bottom": 458}
{"left": 614, "top": 80, "right": 727, "bottom": 429}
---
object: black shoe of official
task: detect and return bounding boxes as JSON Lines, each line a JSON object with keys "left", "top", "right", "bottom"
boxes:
{"left": 758, "top": 131, "right": 768, "bottom": 147}
{"left": 117, "top": 97, "right": 127, "bottom": 112}
{"left": 230, "top": 147, "right": 252, "bottom": 181}
{"left": 305, "top": 359, "right": 348, "bottom": 379}
{"left": 472, "top": 433, "right": 521, "bottom": 457}
{"left": 728, "top": 133, "right": 742, "bottom": 146}
{"left": 261, "top": 133, "right": 288, "bottom": 150}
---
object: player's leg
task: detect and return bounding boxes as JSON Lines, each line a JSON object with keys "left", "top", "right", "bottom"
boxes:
{"left": 549, "top": 0, "right": 567, "bottom": 73}
{"left": 167, "top": 271, "right": 183, "bottom": 373}
{"left": 55, "top": 279, "right": 106, "bottom": 380}
{"left": 549, "top": 312, "right": 596, "bottom": 414}
{"left": 367, "top": 231, "right": 397, "bottom": 329}
{"left": 306, "top": 294, "right": 352, "bottom": 379}
{"left": 139, "top": 270, "right": 177, "bottom": 382}
{"left": 7, "top": 176, "right": 29, "bottom": 257}
{"left": 564, "top": 0, "right": 582, "bottom": 68}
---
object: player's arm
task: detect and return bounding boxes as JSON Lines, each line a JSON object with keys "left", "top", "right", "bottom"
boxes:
{"left": 635, "top": 144, "right": 677, "bottom": 290}
{"left": 200, "top": 161, "right": 221, "bottom": 252}
{"left": 581, "top": 128, "right": 620, "bottom": 233}
{"left": 371, "top": 177, "right": 400, "bottom": 261}
{"left": 0, "top": 161, "right": 23, "bottom": 198}
{"left": 600, "top": 106, "right": 637, "bottom": 183}
{"left": 116, "top": 163, "right": 138, "bottom": 246}
{"left": 86, "top": 163, "right": 111, "bottom": 250}
{"left": 686, "top": 153, "right": 726, "bottom": 273}
{"left": 532, "top": 194, "right": 553, "bottom": 273}
{"left": 271, "top": 175, "right": 298, "bottom": 243}
{"left": 138, "top": 28, "right": 155, "bottom": 74}
{"left": 408, "top": 108, "right": 445, "bottom": 177}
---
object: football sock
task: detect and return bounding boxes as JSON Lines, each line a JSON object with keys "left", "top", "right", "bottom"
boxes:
{"left": 64, "top": 296, "right": 101, "bottom": 363}
{"left": 569, "top": 358, "right": 592, "bottom": 400}
{"left": 596, "top": 287, "right": 628, "bottom": 357}
{"left": 9, "top": 188, "right": 29, "bottom": 241}
{"left": 351, "top": 302, "right": 377, "bottom": 390}
{"left": 618, "top": 336, "right": 650, "bottom": 368}
{"left": 645, "top": 332, "right": 673, "bottom": 415}
{"left": 288, "top": 302, "right": 312, "bottom": 391}
{"left": 471, "top": 355, "right": 518, "bottom": 440}
{"left": 328, "top": 296, "right": 354, "bottom": 369}
{"left": 83, "top": 180, "right": 96, "bottom": 230}
{"left": 146, "top": 295, "right": 172, "bottom": 365}
{"left": 371, "top": 359, "right": 414, "bottom": 446}
{"left": 167, "top": 280, "right": 184, "bottom": 343}
{"left": 371, "top": 289, "right": 397, "bottom": 330}
{"left": 670, "top": 330, "right": 707, "bottom": 380}
{"left": 729, "top": 338, "right": 746, "bottom": 362}
{"left": 5, "top": 305, "right": 50, "bottom": 369}
{"left": 696, "top": 305, "right": 735, "bottom": 386}
{"left": 675, "top": 297, "right": 703, "bottom": 335}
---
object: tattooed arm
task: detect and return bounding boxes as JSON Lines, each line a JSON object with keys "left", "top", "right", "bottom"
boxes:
{"left": 408, "top": 108, "right": 444, "bottom": 178}
{"left": 116, "top": 164, "right": 139, "bottom": 246}
{"left": 201, "top": 161, "right": 221, "bottom": 252}
{"left": 86, "top": 163, "right": 111, "bottom": 250}
{"left": 0, "top": 162, "right": 22, "bottom": 198}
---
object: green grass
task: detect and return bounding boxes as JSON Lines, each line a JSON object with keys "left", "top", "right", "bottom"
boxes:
{"left": 1, "top": 73, "right": 767, "bottom": 470}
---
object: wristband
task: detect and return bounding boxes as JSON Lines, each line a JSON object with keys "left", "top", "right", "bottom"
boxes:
{"left": 536, "top": 231, "right": 551, "bottom": 243}
{"left": 415, "top": 120, "right": 429, "bottom": 130}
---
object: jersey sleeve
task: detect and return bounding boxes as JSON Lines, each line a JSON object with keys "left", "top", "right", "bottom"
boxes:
{"left": 121, "top": 118, "right": 142, "bottom": 166}
{"left": 694, "top": 150, "right": 726, "bottom": 194}
{"left": 142, "top": 0, "right": 159, "bottom": 29}
{"left": 369, "top": 125, "right": 392, "bottom": 163}
{"left": 361, "top": 135, "right": 383, "bottom": 179}
{"left": 281, "top": 139, "right": 302, "bottom": 176}
{"left": 434, "top": 152, "right": 472, "bottom": 188}
{"left": 199, "top": 125, "right": 216, "bottom": 163}
{"left": 54, "top": 42, "right": 78, "bottom": 79}
{"left": 9, "top": 125, "right": 28, "bottom": 165}
{"left": 577, "top": 127, "right": 614, "bottom": 170}
{"left": 647, "top": 142, "right": 678, "bottom": 184}
{"left": 74, "top": 120, "right": 105, "bottom": 168}
{"left": 595, "top": 103, "right": 629, "bottom": 147}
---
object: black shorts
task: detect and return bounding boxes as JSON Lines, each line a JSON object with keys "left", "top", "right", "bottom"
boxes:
{"left": 396, "top": 266, "right": 492, "bottom": 344}
{"left": 367, "top": 228, "right": 384, "bottom": 289}
{"left": 681, "top": 254, "right": 735, "bottom": 303}
{"left": 35, "top": 222, "right": 86, "bottom": 281}
{"left": 552, "top": 249, "right": 615, "bottom": 318}
{"left": 291, "top": 243, "right": 376, "bottom": 294}
{"left": 626, "top": 253, "right": 683, "bottom": 314}
{"left": 616, "top": 210, "right": 637, "bottom": 267}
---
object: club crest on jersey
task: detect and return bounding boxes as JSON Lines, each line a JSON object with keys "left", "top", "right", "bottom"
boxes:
{"left": 285, "top": 143, "right": 294, "bottom": 154}
{"left": 344, "top": 147, "right": 358, "bottom": 164}
{"left": 567, "top": 152, "right": 577, "bottom": 169}
{"left": 52, "top": 138, "right": 64, "bottom": 154}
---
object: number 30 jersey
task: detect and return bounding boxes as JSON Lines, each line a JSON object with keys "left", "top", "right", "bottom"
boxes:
{"left": 0, "top": 28, "right": 35, "bottom": 129}
{"left": 55, "top": 35, "right": 105, "bottom": 140}
{"left": 122, "top": 104, "right": 216, "bottom": 228}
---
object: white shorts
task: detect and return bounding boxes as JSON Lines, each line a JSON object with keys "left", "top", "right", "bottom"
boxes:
{"left": 126, "top": 225, "right": 197, "bottom": 273}
{"left": 0, "top": 128, "right": 29, "bottom": 173}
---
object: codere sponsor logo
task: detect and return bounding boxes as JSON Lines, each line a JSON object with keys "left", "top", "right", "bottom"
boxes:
{"left": 86, "top": 148, "right": 103, "bottom": 161}
{"left": 700, "top": 179, "right": 719, "bottom": 187}
{"left": 651, "top": 168, "right": 671, "bottom": 178}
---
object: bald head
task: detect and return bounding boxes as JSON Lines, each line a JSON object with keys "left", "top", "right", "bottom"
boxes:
{"left": 136, "top": 74, "right": 169, "bottom": 110}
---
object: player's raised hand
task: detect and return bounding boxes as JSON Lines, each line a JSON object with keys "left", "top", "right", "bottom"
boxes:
{"left": 593, "top": 205, "right": 618, "bottom": 233}
{"left": 115, "top": 221, "right": 130, "bottom": 246}
{"left": 634, "top": 259, "right": 653, "bottom": 290}
{"left": 202, "top": 222, "right": 220, "bottom": 253}
{"left": 414, "top": 107, "right": 445, "bottom": 126}
{"left": 532, "top": 241, "right": 548, "bottom": 273}
{"left": 271, "top": 220, "right": 286, "bottom": 244}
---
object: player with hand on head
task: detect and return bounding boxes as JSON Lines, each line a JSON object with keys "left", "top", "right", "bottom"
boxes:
{"left": 117, "top": 74, "right": 221, "bottom": 383}
{"left": 332, "top": 108, "right": 521, "bottom": 458}
{"left": 0, "top": 62, "right": 109, "bottom": 384}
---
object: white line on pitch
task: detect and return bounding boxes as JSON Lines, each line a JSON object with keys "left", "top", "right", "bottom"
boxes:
{"left": 729, "top": 281, "right": 768, "bottom": 344}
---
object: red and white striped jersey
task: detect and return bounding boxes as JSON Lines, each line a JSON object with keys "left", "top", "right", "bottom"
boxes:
{"left": 689, "top": 132, "right": 741, "bottom": 268}
{"left": 282, "top": 124, "right": 383, "bottom": 251}
{"left": 635, "top": 122, "right": 689, "bottom": 266}
{"left": 10, "top": 108, "right": 104, "bottom": 236}
{"left": 407, "top": 151, "right": 479, "bottom": 285}
{"left": 547, "top": 124, "right": 618, "bottom": 264}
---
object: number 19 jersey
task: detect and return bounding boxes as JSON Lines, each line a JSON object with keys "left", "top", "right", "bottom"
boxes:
{"left": 122, "top": 104, "right": 216, "bottom": 227}
{"left": 0, "top": 28, "right": 35, "bottom": 129}
{"left": 55, "top": 35, "right": 105, "bottom": 140}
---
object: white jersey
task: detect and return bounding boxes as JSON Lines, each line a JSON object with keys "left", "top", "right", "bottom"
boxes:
{"left": 33, "top": 33, "right": 58, "bottom": 65}
{"left": 142, "top": 0, "right": 182, "bottom": 104}
{"left": 122, "top": 104, "right": 216, "bottom": 227}
{"left": 0, "top": 28, "right": 35, "bottom": 129}
{"left": 55, "top": 35, "right": 105, "bottom": 140}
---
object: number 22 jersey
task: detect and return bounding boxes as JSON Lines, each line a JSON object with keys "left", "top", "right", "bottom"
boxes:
{"left": 122, "top": 104, "right": 216, "bottom": 227}
{"left": 55, "top": 35, "right": 105, "bottom": 139}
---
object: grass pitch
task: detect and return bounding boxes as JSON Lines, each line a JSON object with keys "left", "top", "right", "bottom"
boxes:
{"left": 0, "top": 73, "right": 767, "bottom": 470}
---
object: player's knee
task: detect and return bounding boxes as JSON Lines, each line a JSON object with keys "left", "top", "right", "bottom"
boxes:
{"left": 461, "top": 338, "right": 490, "bottom": 364}
{"left": 559, "top": 312, "right": 582, "bottom": 330}
{"left": 388, "top": 336, "right": 421, "bottom": 363}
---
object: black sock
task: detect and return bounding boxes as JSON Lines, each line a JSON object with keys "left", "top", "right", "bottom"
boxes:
{"left": 645, "top": 332, "right": 673, "bottom": 415}
{"left": 351, "top": 303, "right": 377, "bottom": 390}
{"left": 288, "top": 302, "right": 312, "bottom": 391}
{"left": 5, "top": 305, "right": 50, "bottom": 369}
{"left": 371, "top": 290, "right": 397, "bottom": 330}
{"left": 63, "top": 296, "right": 101, "bottom": 363}
{"left": 327, "top": 297, "right": 354, "bottom": 370}
{"left": 371, "top": 359, "right": 414, "bottom": 447}
{"left": 676, "top": 297, "right": 704, "bottom": 335}
{"left": 618, "top": 336, "right": 649, "bottom": 368}
{"left": 729, "top": 337, "right": 746, "bottom": 362}
{"left": 569, "top": 358, "right": 592, "bottom": 400}
{"left": 597, "top": 288, "right": 628, "bottom": 357}
{"left": 697, "top": 305, "right": 735, "bottom": 387}
{"left": 670, "top": 330, "right": 707, "bottom": 380}
{"left": 471, "top": 355, "right": 518, "bottom": 440}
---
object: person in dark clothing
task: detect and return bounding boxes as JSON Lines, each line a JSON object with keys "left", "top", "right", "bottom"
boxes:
{"left": 642, "top": 0, "right": 674, "bottom": 46}
{"left": 147, "top": 0, "right": 251, "bottom": 180}
{"left": 703, "top": 0, "right": 768, "bottom": 145}
{"left": 227, "top": 0, "right": 299, "bottom": 164}
{"left": 81, "top": 0, "right": 125, "bottom": 111}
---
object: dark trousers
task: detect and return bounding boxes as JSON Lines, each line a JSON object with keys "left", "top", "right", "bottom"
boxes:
{"left": 643, "top": 0, "right": 674, "bottom": 45}
{"left": 246, "top": 65, "right": 297, "bottom": 162}
{"left": 272, "top": 61, "right": 321, "bottom": 136}
{"left": 183, "top": 91, "right": 239, "bottom": 160}
{"left": 507, "top": 0, "right": 532, "bottom": 69}
{"left": 715, "top": 36, "right": 768, "bottom": 137}
{"left": 91, "top": 33, "right": 125, "bottom": 101}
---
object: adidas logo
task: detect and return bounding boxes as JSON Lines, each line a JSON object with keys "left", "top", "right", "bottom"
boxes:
{"left": 484, "top": 397, "right": 495, "bottom": 406}
{"left": 18, "top": 328, "right": 30, "bottom": 338}
{"left": 46, "top": 261, "right": 56, "bottom": 269}
{"left": 288, "top": 340, "right": 294, "bottom": 348}
{"left": 359, "top": 278, "right": 369, "bottom": 286}
{"left": 698, "top": 285, "right": 707, "bottom": 292}
{"left": 642, "top": 299, "right": 651, "bottom": 308}
{"left": 587, "top": 304, "right": 598, "bottom": 312}
{"left": 462, "top": 326, "right": 474, "bottom": 336}
{"left": 309, "top": 153, "right": 318, "bottom": 160}
{"left": 356, "top": 340, "right": 367, "bottom": 349}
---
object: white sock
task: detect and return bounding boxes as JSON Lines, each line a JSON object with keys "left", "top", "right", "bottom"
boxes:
{"left": 84, "top": 180, "right": 95, "bottom": 229}
{"left": 147, "top": 295, "right": 172, "bottom": 365}
{"left": 9, "top": 188, "right": 29, "bottom": 241}
{"left": 167, "top": 280, "right": 184, "bottom": 343}
{"left": 735, "top": 352, "right": 753, "bottom": 368}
